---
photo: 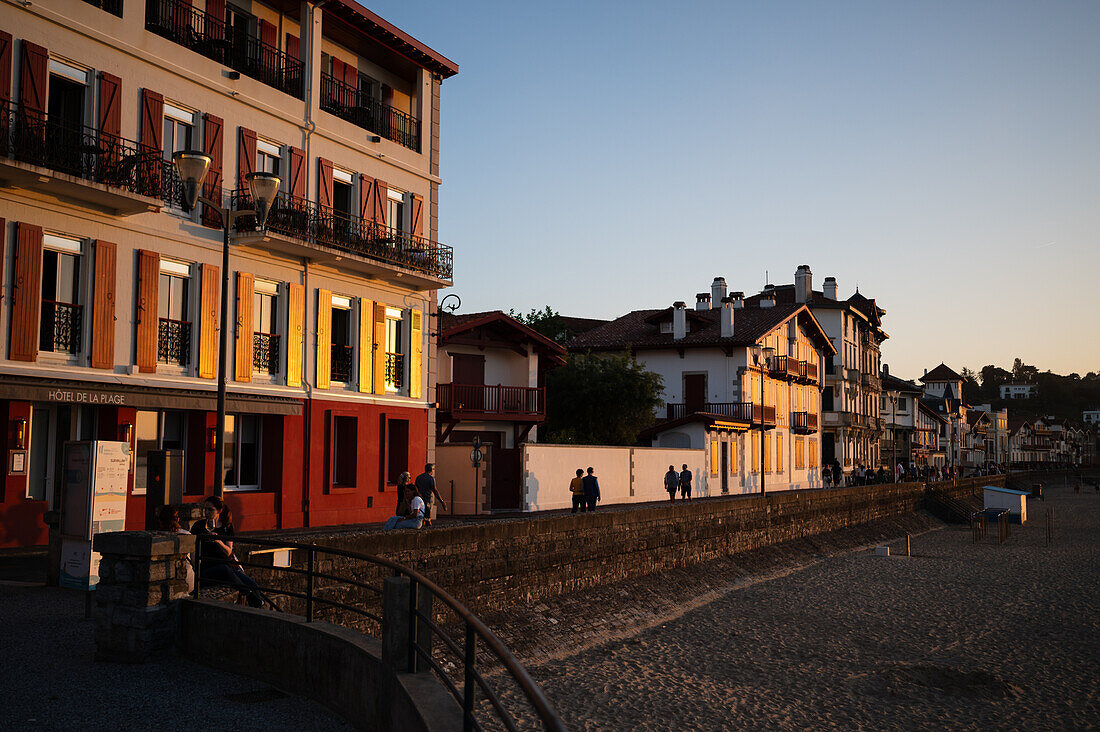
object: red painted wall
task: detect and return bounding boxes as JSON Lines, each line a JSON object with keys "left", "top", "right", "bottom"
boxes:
{"left": 0, "top": 401, "right": 47, "bottom": 548}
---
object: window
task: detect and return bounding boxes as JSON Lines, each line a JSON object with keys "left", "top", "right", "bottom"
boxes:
{"left": 358, "top": 72, "right": 379, "bottom": 101}
{"left": 222, "top": 414, "right": 261, "bottom": 490}
{"left": 47, "top": 59, "right": 88, "bottom": 129}
{"left": 27, "top": 408, "right": 51, "bottom": 502}
{"left": 252, "top": 280, "right": 279, "bottom": 375}
{"left": 776, "top": 437, "right": 783, "bottom": 473}
{"left": 387, "top": 188, "right": 404, "bottom": 231}
{"left": 331, "top": 414, "right": 358, "bottom": 488}
{"left": 132, "top": 411, "right": 187, "bottom": 495}
{"left": 796, "top": 437, "right": 805, "bottom": 469}
{"left": 330, "top": 296, "right": 353, "bottom": 382}
{"left": 256, "top": 138, "right": 281, "bottom": 176}
{"left": 333, "top": 167, "right": 354, "bottom": 221}
{"left": 163, "top": 103, "right": 195, "bottom": 159}
{"left": 751, "top": 432, "right": 759, "bottom": 473}
{"left": 384, "top": 307, "right": 404, "bottom": 391}
{"left": 385, "top": 418, "right": 409, "bottom": 485}
{"left": 40, "top": 234, "right": 83, "bottom": 355}
{"left": 158, "top": 260, "right": 191, "bottom": 366}
{"left": 711, "top": 439, "right": 719, "bottom": 476}
{"left": 898, "top": 397, "right": 908, "bottom": 412}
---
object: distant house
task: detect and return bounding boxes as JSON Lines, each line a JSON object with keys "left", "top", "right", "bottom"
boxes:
{"left": 1081, "top": 409, "right": 1100, "bottom": 426}
{"left": 1000, "top": 383, "right": 1037, "bottom": 400}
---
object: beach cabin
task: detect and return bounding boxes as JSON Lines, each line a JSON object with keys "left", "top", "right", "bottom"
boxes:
{"left": 983, "top": 486, "right": 1029, "bottom": 524}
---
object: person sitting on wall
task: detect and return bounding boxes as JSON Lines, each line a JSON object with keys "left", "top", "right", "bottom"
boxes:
{"left": 384, "top": 485, "right": 425, "bottom": 531}
{"left": 159, "top": 505, "right": 195, "bottom": 594}
{"left": 190, "top": 496, "right": 264, "bottom": 608}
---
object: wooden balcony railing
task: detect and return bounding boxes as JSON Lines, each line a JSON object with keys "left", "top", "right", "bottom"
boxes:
{"left": 437, "top": 384, "right": 545, "bottom": 420}
{"left": 768, "top": 355, "right": 800, "bottom": 381}
{"left": 797, "top": 360, "right": 818, "bottom": 384}
{"left": 790, "top": 411, "right": 818, "bottom": 434}
{"left": 664, "top": 402, "right": 775, "bottom": 424}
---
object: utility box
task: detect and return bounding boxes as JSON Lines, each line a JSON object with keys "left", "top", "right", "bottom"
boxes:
{"left": 145, "top": 449, "right": 185, "bottom": 529}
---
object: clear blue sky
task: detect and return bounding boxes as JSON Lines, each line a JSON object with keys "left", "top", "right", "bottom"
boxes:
{"left": 371, "top": 0, "right": 1100, "bottom": 379}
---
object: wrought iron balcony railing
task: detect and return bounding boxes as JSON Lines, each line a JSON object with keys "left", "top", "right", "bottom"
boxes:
{"left": 1, "top": 100, "right": 165, "bottom": 198}
{"left": 319, "top": 72, "right": 420, "bottom": 152}
{"left": 437, "top": 384, "right": 546, "bottom": 418}
{"left": 331, "top": 344, "right": 354, "bottom": 382}
{"left": 40, "top": 300, "right": 83, "bottom": 355}
{"left": 231, "top": 189, "right": 453, "bottom": 281}
{"left": 145, "top": 0, "right": 304, "bottom": 99}
{"left": 83, "top": 0, "right": 123, "bottom": 16}
{"left": 253, "top": 332, "right": 279, "bottom": 375}
{"left": 790, "top": 411, "right": 819, "bottom": 434}
{"left": 385, "top": 352, "right": 404, "bottom": 390}
{"left": 664, "top": 402, "right": 776, "bottom": 425}
{"left": 158, "top": 317, "right": 191, "bottom": 366}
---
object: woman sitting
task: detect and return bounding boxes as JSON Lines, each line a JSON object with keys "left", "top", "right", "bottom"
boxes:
{"left": 383, "top": 485, "right": 425, "bottom": 531}
{"left": 189, "top": 496, "right": 264, "bottom": 608}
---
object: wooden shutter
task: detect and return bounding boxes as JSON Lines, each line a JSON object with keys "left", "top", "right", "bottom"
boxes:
{"left": 237, "top": 126, "right": 256, "bottom": 190}
{"left": 358, "top": 299, "right": 373, "bottom": 393}
{"left": 201, "top": 113, "right": 223, "bottom": 227}
{"left": 135, "top": 249, "right": 160, "bottom": 373}
{"left": 259, "top": 19, "right": 276, "bottom": 48}
{"left": 409, "top": 309, "right": 423, "bottom": 399}
{"left": 0, "top": 31, "right": 12, "bottom": 103}
{"left": 316, "top": 289, "right": 331, "bottom": 390}
{"left": 359, "top": 174, "right": 374, "bottom": 222}
{"left": 287, "top": 146, "right": 306, "bottom": 199}
{"left": 317, "top": 158, "right": 333, "bottom": 210}
{"left": 372, "top": 302, "right": 386, "bottom": 392}
{"left": 91, "top": 240, "right": 117, "bottom": 370}
{"left": 343, "top": 59, "right": 357, "bottom": 88}
{"left": 410, "top": 194, "right": 424, "bottom": 238}
{"left": 286, "top": 34, "right": 302, "bottom": 94}
{"left": 206, "top": 0, "right": 226, "bottom": 41}
{"left": 373, "top": 179, "right": 388, "bottom": 226}
{"left": 198, "top": 263, "right": 218, "bottom": 379}
{"left": 19, "top": 40, "right": 47, "bottom": 120}
{"left": 98, "top": 72, "right": 121, "bottom": 139}
{"left": 234, "top": 272, "right": 253, "bottom": 382}
{"left": 286, "top": 283, "right": 304, "bottom": 387}
{"left": 9, "top": 222, "right": 42, "bottom": 362}
{"left": 140, "top": 88, "right": 163, "bottom": 152}
{"left": 286, "top": 34, "right": 300, "bottom": 64}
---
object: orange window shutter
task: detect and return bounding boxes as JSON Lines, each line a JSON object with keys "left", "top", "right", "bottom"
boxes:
{"left": 10, "top": 222, "right": 43, "bottom": 362}
{"left": 286, "top": 283, "right": 304, "bottom": 387}
{"left": 198, "top": 263, "right": 219, "bottom": 379}
{"left": 409, "top": 309, "right": 423, "bottom": 399}
{"left": 316, "top": 289, "right": 331, "bottom": 390}
{"left": 372, "top": 302, "right": 387, "bottom": 392}
{"left": 91, "top": 240, "right": 117, "bottom": 370}
{"left": 135, "top": 249, "right": 160, "bottom": 373}
{"left": 358, "top": 299, "right": 374, "bottom": 393}
{"left": 235, "top": 272, "right": 254, "bottom": 382}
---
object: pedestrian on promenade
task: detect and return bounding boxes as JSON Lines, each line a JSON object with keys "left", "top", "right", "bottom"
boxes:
{"left": 822, "top": 465, "right": 832, "bottom": 488}
{"left": 415, "top": 463, "right": 447, "bottom": 527}
{"left": 582, "top": 467, "right": 601, "bottom": 512}
{"left": 384, "top": 485, "right": 425, "bottom": 530}
{"left": 190, "top": 496, "right": 264, "bottom": 607}
{"left": 831, "top": 460, "right": 841, "bottom": 487}
{"left": 679, "top": 464, "right": 693, "bottom": 500}
{"left": 664, "top": 465, "right": 679, "bottom": 501}
{"left": 570, "top": 468, "right": 586, "bottom": 513}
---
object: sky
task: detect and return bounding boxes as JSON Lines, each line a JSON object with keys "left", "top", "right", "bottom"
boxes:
{"left": 368, "top": 0, "right": 1100, "bottom": 379}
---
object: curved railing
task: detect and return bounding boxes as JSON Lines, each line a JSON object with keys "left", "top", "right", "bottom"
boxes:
{"left": 194, "top": 534, "right": 565, "bottom": 732}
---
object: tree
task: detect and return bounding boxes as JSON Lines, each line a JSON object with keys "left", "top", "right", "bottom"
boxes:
{"left": 979, "top": 364, "right": 1011, "bottom": 401}
{"left": 961, "top": 367, "right": 981, "bottom": 404}
{"left": 509, "top": 306, "right": 569, "bottom": 344}
{"left": 1012, "top": 358, "right": 1038, "bottom": 382}
{"left": 543, "top": 353, "right": 664, "bottom": 445}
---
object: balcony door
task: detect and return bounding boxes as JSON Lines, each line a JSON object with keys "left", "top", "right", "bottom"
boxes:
{"left": 684, "top": 373, "right": 706, "bottom": 414}
{"left": 452, "top": 354, "right": 485, "bottom": 411}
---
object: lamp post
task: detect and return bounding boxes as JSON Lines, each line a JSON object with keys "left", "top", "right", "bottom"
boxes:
{"left": 750, "top": 344, "right": 775, "bottom": 495}
{"left": 172, "top": 151, "right": 281, "bottom": 497}
{"left": 887, "top": 390, "right": 898, "bottom": 482}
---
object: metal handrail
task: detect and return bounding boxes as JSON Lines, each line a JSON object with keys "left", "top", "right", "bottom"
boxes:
{"left": 319, "top": 71, "right": 421, "bottom": 151}
{"left": 192, "top": 534, "right": 565, "bottom": 731}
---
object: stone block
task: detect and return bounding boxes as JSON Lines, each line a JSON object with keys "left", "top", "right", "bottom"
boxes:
{"left": 93, "top": 530, "right": 195, "bottom": 558}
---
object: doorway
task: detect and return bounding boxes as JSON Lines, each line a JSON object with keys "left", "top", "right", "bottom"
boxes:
{"left": 720, "top": 441, "right": 729, "bottom": 494}
{"left": 684, "top": 373, "right": 706, "bottom": 414}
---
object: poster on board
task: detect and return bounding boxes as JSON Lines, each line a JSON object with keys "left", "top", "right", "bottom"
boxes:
{"left": 59, "top": 441, "right": 130, "bottom": 591}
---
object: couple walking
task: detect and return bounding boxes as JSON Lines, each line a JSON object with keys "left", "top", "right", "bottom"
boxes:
{"left": 664, "top": 464, "right": 693, "bottom": 500}
{"left": 569, "top": 467, "right": 601, "bottom": 513}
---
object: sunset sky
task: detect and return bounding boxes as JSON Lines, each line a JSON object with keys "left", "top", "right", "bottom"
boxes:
{"left": 371, "top": 0, "right": 1100, "bottom": 379}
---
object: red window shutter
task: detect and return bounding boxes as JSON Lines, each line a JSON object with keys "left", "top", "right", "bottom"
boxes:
{"left": 238, "top": 126, "right": 256, "bottom": 190}
{"left": 135, "top": 249, "right": 160, "bottom": 373}
{"left": 19, "top": 40, "right": 48, "bottom": 120}
{"left": 91, "top": 240, "right": 117, "bottom": 370}
{"left": 288, "top": 145, "right": 306, "bottom": 199}
{"left": 359, "top": 173, "right": 374, "bottom": 222}
{"left": 0, "top": 31, "right": 13, "bottom": 103}
{"left": 318, "top": 157, "right": 333, "bottom": 210}
{"left": 206, "top": 0, "right": 226, "bottom": 40}
{"left": 410, "top": 194, "right": 424, "bottom": 238}
{"left": 373, "top": 179, "right": 388, "bottom": 227}
{"left": 98, "top": 72, "right": 122, "bottom": 139}
{"left": 343, "top": 60, "right": 357, "bottom": 88}
{"left": 10, "top": 222, "right": 43, "bottom": 362}
{"left": 382, "top": 84, "right": 393, "bottom": 106}
{"left": 140, "top": 88, "right": 163, "bottom": 152}
{"left": 173, "top": 0, "right": 193, "bottom": 30}
{"left": 202, "top": 113, "right": 223, "bottom": 227}
{"left": 286, "top": 34, "right": 300, "bottom": 63}
{"left": 260, "top": 19, "right": 276, "bottom": 49}
{"left": 331, "top": 58, "right": 344, "bottom": 82}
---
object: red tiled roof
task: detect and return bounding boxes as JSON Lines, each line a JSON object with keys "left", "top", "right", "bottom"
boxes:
{"left": 920, "top": 363, "right": 964, "bottom": 383}
{"left": 441, "top": 311, "right": 566, "bottom": 360}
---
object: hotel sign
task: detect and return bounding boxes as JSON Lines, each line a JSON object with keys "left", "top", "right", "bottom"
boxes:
{"left": 47, "top": 389, "right": 127, "bottom": 406}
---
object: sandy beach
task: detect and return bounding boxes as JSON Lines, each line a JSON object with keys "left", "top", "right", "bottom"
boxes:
{"left": 493, "top": 484, "right": 1099, "bottom": 730}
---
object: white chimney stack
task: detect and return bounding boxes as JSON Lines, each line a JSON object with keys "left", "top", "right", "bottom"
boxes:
{"left": 823, "top": 276, "right": 837, "bottom": 300}
{"left": 720, "top": 296, "right": 735, "bottom": 337}
{"left": 731, "top": 291, "right": 744, "bottom": 309}
{"left": 695, "top": 293, "right": 710, "bottom": 311}
{"left": 795, "top": 264, "right": 812, "bottom": 304}
{"left": 711, "top": 277, "right": 727, "bottom": 309}
{"left": 673, "top": 301, "right": 687, "bottom": 340}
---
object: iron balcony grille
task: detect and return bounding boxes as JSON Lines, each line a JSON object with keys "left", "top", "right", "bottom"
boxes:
{"left": 319, "top": 72, "right": 421, "bottom": 152}
{"left": 253, "top": 332, "right": 279, "bottom": 375}
{"left": 158, "top": 318, "right": 191, "bottom": 366}
{"left": 385, "top": 352, "right": 404, "bottom": 389}
{"left": 1, "top": 100, "right": 165, "bottom": 198}
{"left": 331, "top": 344, "right": 353, "bottom": 382}
{"left": 231, "top": 189, "right": 453, "bottom": 281}
{"left": 40, "top": 300, "right": 83, "bottom": 355}
{"left": 145, "top": 0, "right": 304, "bottom": 100}
{"left": 83, "top": 0, "right": 123, "bottom": 16}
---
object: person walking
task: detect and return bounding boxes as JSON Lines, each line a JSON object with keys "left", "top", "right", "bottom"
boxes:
{"left": 664, "top": 465, "right": 679, "bottom": 501}
{"left": 570, "top": 468, "right": 586, "bottom": 513}
{"left": 414, "top": 463, "right": 447, "bottom": 527}
{"left": 831, "top": 459, "right": 841, "bottom": 488}
{"left": 582, "top": 467, "right": 601, "bottom": 512}
{"left": 679, "top": 464, "right": 693, "bottom": 500}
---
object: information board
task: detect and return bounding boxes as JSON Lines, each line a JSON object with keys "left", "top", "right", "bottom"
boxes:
{"left": 59, "top": 441, "right": 130, "bottom": 590}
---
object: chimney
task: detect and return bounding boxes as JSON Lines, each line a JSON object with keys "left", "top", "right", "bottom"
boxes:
{"left": 795, "top": 264, "right": 812, "bottom": 304}
{"left": 731, "top": 291, "right": 744, "bottom": 309}
{"left": 672, "top": 301, "right": 687, "bottom": 340}
{"left": 882, "top": 363, "right": 890, "bottom": 379}
{"left": 823, "top": 276, "right": 837, "bottom": 300}
{"left": 760, "top": 284, "right": 775, "bottom": 308}
{"left": 695, "top": 293, "right": 710, "bottom": 311}
{"left": 720, "top": 296, "right": 735, "bottom": 337}
{"left": 711, "top": 277, "right": 727, "bottom": 309}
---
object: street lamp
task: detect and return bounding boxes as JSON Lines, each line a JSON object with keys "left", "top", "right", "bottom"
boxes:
{"left": 173, "top": 151, "right": 281, "bottom": 497}
{"left": 750, "top": 344, "right": 775, "bottom": 495}
{"left": 886, "top": 390, "right": 899, "bottom": 481}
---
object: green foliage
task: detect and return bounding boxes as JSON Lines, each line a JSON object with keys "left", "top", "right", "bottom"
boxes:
{"left": 543, "top": 353, "right": 665, "bottom": 445}
{"left": 960, "top": 368, "right": 981, "bottom": 404}
{"left": 509, "top": 306, "right": 569, "bottom": 344}
{"left": 971, "top": 359, "right": 1100, "bottom": 421}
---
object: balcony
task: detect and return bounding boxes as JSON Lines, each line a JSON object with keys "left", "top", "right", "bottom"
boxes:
{"left": 158, "top": 318, "right": 191, "bottom": 366}
{"left": 145, "top": 0, "right": 304, "bottom": 100}
{"left": 796, "top": 360, "right": 818, "bottom": 384}
{"left": 437, "top": 384, "right": 546, "bottom": 422}
{"left": 320, "top": 72, "right": 420, "bottom": 152}
{"left": 664, "top": 402, "right": 775, "bottom": 426}
{"left": 0, "top": 101, "right": 164, "bottom": 215}
{"left": 82, "top": 0, "right": 123, "bottom": 16}
{"left": 252, "top": 332, "right": 279, "bottom": 375}
{"left": 768, "top": 355, "right": 800, "bottom": 381}
{"left": 331, "top": 344, "right": 354, "bottom": 382}
{"left": 231, "top": 190, "right": 453, "bottom": 285}
{"left": 844, "top": 368, "right": 860, "bottom": 384}
{"left": 40, "top": 301, "right": 83, "bottom": 355}
{"left": 385, "top": 352, "right": 404, "bottom": 390}
{"left": 862, "top": 371, "right": 881, "bottom": 391}
{"left": 790, "top": 411, "right": 818, "bottom": 434}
